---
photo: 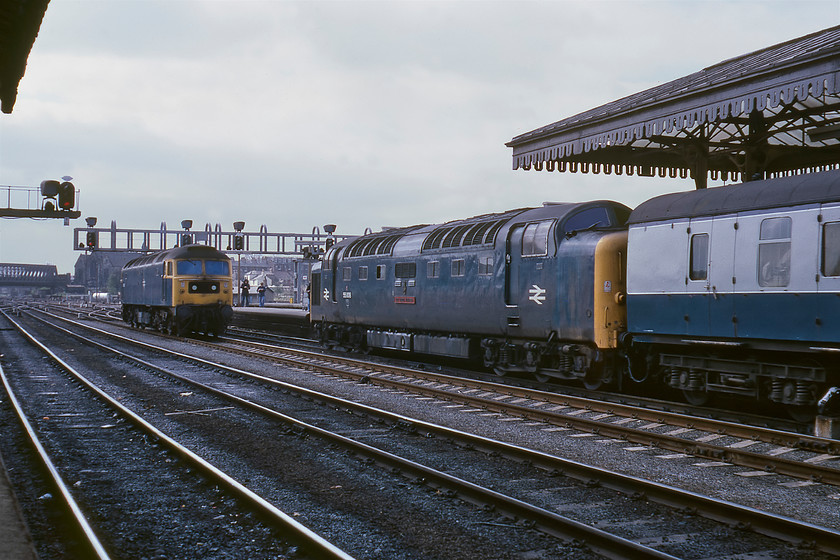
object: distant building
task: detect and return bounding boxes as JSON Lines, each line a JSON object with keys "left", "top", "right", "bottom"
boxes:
{"left": 74, "top": 252, "right": 141, "bottom": 293}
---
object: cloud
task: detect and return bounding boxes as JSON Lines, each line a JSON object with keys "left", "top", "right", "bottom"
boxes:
{"left": 1, "top": 0, "right": 837, "bottom": 273}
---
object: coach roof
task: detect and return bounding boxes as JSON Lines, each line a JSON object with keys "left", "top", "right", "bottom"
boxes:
{"left": 629, "top": 170, "right": 840, "bottom": 224}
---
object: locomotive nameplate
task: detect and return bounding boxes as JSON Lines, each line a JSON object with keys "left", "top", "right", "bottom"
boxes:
{"left": 395, "top": 296, "right": 416, "bottom": 304}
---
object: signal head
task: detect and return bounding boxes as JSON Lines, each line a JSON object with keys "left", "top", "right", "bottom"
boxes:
{"left": 58, "top": 181, "right": 75, "bottom": 210}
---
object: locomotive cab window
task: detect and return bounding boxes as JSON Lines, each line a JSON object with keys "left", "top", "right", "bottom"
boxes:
{"left": 522, "top": 221, "right": 552, "bottom": 256}
{"left": 205, "top": 260, "right": 230, "bottom": 276}
{"left": 689, "top": 234, "right": 709, "bottom": 281}
{"left": 822, "top": 222, "right": 840, "bottom": 277}
{"left": 166, "top": 262, "right": 173, "bottom": 276}
{"left": 177, "top": 260, "right": 202, "bottom": 275}
{"left": 563, "top": 207, "right": 610, "bottom": 235}
{"left": 758, "top": 217, "right": 791, "bottom": 287}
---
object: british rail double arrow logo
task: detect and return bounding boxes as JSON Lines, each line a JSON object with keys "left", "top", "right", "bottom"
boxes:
{"left": 529, "top": 285, "right": 546, "bottom": 305}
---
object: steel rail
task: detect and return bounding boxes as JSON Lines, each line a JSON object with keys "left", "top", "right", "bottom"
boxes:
{"left": 263, "top": 343, "right": 840, "bottom": 453}
{"left": 215, "top": 339, "right": 840, "bottom": 479}
{"left": 31, "top": 306, "right": 840, "bottom": 484}
{"left": 26, "top": 309, "right": 840, "bottom": 556}
{"left": 23, "top": 313, "right": 682, "bottom": 560}
{"left": 43, "top": 302, "right": 835, "bottom": 452}
{"left": 3, "top": 311, "right": 356, "bottom": 560}
{"left": 0, "top": 362, "right": 111, "bottom": 560}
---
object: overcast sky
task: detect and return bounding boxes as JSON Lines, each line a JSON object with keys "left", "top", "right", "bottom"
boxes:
{"left": 1, "top": 0, "right": 838, "bottom": 274}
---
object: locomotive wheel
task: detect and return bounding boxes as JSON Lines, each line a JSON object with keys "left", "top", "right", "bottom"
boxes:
{"left": 786, "top": 404, "right": 815, "bottom": 423}
{"left": 493, "top": 366, "right": 509, "bottom": 377}
{"left": 534, "top": 372, "right": 551, "bottom": 383}
{"left": 682, "top": 389, "right": 709, "bottom": 406}
{"left": 583, "top": 372, "right": 604, "bottom": 391}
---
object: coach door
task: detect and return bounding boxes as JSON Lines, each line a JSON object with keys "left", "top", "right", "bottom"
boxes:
{"left": 685, "top": 220, "right": 712, "bottom": 337}
{"left": 707, "top": 216, "right": 737, "bottom": 337}
{"left": 686, "top": 216, "right": 736, "bottom": 338}
{"left": 819, "top": 207, "right": 840, "bottom": 296}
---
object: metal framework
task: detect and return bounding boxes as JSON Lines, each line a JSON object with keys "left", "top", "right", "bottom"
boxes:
{"left": 507, "top": 26, "right": 840, "bottom": 189}
{"left": 73, "top": 221, "right": 356, "bottom": 255}
{"left": 0, "top": 185, "right": 81, "bottom": 219}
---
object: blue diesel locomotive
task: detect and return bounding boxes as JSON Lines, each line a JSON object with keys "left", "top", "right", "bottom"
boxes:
{"left": 311, "top": 201, "right": 632, "bottom": 388}
{"left": 311, "top": 171, "right": 840, "bottom": 417}
{"left": 121, "top": 244, "right": 234, "bottom": 336}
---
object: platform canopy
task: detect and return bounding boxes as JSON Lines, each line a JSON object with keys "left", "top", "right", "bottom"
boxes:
{"left": 506, "top": 26, "right": 840, "bottom": 189}
{"left": 0, "top": 0, "right": 50, "bottom": 114}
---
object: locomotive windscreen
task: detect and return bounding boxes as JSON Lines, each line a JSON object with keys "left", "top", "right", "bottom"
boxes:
{"left": 205, "top": 260, "right": 230, "bottom": 275}
{"left": 177, "top": 260, "right": 203, "bottom": 274}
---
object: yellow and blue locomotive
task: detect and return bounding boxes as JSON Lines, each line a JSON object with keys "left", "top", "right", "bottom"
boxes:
{"left": 121, "top": 244, "right": 233, "bottom": 336}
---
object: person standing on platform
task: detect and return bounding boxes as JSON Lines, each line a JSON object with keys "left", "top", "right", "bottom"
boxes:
{"left": 257, "top": 282, "right": 266, "bottom": 307}
{"left": 240, "top": 278, "right": 250, "bottom": 307}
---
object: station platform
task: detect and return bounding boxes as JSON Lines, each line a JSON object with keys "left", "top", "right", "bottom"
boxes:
{"left": 0, "top": 454, "right": 36, "bottom": 560}
{"left": 231, "top": 304, "right": 311, "bottom": 335}
{"left": 233, "top": 303, "right": 308, "bottom": 316}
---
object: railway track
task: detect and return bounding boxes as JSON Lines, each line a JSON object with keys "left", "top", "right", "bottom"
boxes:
{"left": 0, "top": 310, "right": 351, "bottom": 560}
{"left": 193, "top": 331, "right": 840, "bottom": 486}
{"left": 14, "top": 306, "right": 840, "bottom": 558}
{"left": 45, "top": 301, "right": 817, "bottom": 430}
{"left": 33, "top": 302, "right": 840, "bottom": 480}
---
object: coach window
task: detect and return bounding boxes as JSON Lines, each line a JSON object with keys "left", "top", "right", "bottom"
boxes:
{"left": 376, "top": 264, "right": 386, "bottom": 280}
{"left": 758, "top": 217, "right": 791, "bottom": 287}
{"left": 452, "top": 259, "right": 465, "bottom": 277}
{"left": 823, "top": 222, "right": 840, "bottom": 276}
{"left": 359, "top": 266, "right": 368, "bottom": 281}
{"left": 427, "top": 261, "right": 440, "bottom": 278}
{"left": 688, "top": 234, "right": 708, "bottom": 281}
{"left": 478, "top": 255, "right": 493, "bottom": 275}
{"left": 522, "top": 221, "right": 552, "bottom": 256}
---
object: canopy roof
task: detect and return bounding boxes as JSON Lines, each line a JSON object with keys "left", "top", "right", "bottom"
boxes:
{"left": 507, "top": 26, "right": 840, "bottom": 189}
{"left": 0, "top": 0, "right": 50, "bottom": 114}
